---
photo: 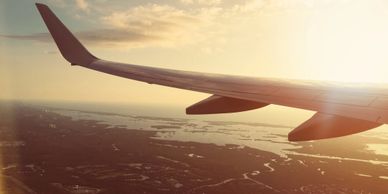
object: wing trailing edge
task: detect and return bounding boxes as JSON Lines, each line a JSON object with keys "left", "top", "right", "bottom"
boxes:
{"left": 288, "top": 113, "right": 382, "bottom": 141}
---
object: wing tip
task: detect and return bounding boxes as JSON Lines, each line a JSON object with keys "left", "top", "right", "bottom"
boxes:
{"left": 35, "top": 3, "right": 49, "bottom": 11}
{"left": 35, "top": 3, "right": 47, "bottom": 7}
{"left": 35, "top": 2, "right": 98, "bottom": 66}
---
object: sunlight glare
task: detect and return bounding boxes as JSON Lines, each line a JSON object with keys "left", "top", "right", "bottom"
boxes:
{"left": 303, "top": 1, "right": 388, "bottom": 83}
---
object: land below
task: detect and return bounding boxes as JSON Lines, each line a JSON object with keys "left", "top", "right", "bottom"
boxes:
{"left": 0, "top": 102, "right": 387, "bottom": 194}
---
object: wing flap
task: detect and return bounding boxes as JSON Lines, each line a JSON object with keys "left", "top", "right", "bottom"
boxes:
{"left": 186, "top": 95, "right": 268, "bottom": 114}
{"left": 288, "top": 113, "right": 382, "bottom": 141}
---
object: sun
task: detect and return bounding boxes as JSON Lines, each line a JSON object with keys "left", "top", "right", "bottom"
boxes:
{"left": 302, "top": 1, "right": 388, "bottom": 83}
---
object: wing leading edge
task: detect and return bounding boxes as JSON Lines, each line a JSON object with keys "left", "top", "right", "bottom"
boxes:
{"left": 36, "top": 3, "right": 387, "bottom": 141}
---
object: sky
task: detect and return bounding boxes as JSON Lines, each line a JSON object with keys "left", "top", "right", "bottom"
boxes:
{"left": 3, "top": 0, "right": 388, "bottom": 108}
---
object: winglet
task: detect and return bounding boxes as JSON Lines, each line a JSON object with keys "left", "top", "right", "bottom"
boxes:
{"left": 35, "top": 3, "right": 97, "bottom": 66}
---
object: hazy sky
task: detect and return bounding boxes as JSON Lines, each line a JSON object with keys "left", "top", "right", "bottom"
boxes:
{"left": 3, "top": 0, "right": 388, "bottom": 106}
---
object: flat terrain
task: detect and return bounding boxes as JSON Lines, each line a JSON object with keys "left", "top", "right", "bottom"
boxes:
{"left": 0, "top": 102, "right": 387, "bottom": 194}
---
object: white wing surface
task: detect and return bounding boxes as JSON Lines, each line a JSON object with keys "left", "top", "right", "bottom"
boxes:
{"left": 36, "top": 3, "right": 388, "bottom": 141}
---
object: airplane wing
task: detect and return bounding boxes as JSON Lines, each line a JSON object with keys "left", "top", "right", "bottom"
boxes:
{"left": 36, "top": 3, "right": 388, "bottom": 141}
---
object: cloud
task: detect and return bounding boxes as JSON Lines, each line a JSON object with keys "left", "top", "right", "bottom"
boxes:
{"left": 1, "top": 3, "right": 224, "bottom": 48}
{"left": 4, "top": 0, "right": 336, "bottom": 49}
{"left": 99, "top": 4, "right": 209, "bottom": 45}
{"left": 180, "top": 0, "right": 194, "bottom": 4}
{"left": 180, "top": 0, "right": 222, "bottom": 6}
{"left": 98, "top": 4, "right": 226, "bottom": 47}
{"left": 75, "top": 0, "right": 89, "bottom": 11}
{"left": 0, "top": 29, "right": 161, "bottom": 48}
{"left": 102, "top": 4, "right": 201, "bottom": 29}
{"left": 1, "top": 34, "right": 49, "bottom": 42}
{"left": 44, "top": 50, "right": 58, "bottom": 54}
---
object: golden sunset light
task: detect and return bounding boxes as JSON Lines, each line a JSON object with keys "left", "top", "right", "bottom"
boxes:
{"left": 3, "top": 0, "right": 388, "bottom": 104}
{"left": 2, "top": 1, "right": 388, "bottom": 193}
